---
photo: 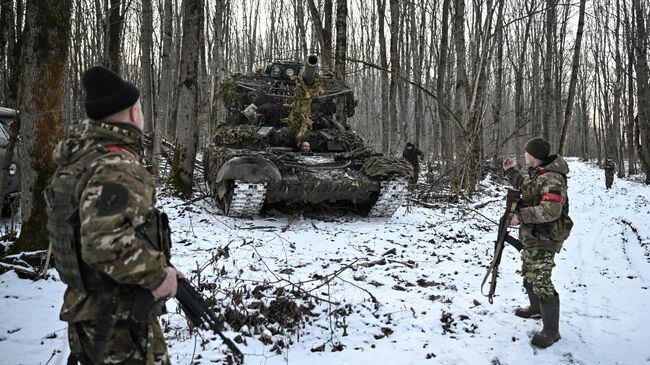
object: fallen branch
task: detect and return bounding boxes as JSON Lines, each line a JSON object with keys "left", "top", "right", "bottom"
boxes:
{"left": 0, "top": 261, "right": 37, "bottom": 279}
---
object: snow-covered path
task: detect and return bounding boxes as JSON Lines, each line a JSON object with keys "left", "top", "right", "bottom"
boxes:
{"left": 1, "top": 159, "right": 649, "bottom": 365}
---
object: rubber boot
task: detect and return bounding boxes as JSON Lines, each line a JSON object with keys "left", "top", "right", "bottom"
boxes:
{"left": 514, "top": 281, "right": 541, "bottom": 319}
{"left": 531, "top": 294, "right": 561, "bottom": 348}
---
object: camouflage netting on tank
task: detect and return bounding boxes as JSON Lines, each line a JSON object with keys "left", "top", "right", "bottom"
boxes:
{"left": 319, "top": 128, "right": 366, "bottom": 151}
{"left": 362, "top": 156, "right": 414, "bottom": 178}
{"left": 204, "top": 145, "right": 267, "bottom": 184}
{"left": 281, "top": 75, "right": 324, "bottom": 145}
{"left": 212, "top": 124, "right": 261, "bottom": 147}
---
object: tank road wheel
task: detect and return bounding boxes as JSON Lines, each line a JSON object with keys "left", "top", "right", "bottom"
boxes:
{"left": 367, "top": 178, "right": 408, "bottom": 217}
{"left": 221, "top": 180, "right": 267, "bottom": 217}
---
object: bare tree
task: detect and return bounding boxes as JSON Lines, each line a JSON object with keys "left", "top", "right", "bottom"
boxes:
{"left": 170, "top": 0, "right": 202, "bottom": 197}
{"left": 557, "top": 0, "right": 586, "bottom": 154}
{"left": 632, "top": 0, "right": 650, "bottom": 183}
{"left": 12, "top": 0, "right": 72, "bottom": 252}
{"left": 141, "top": 0, "right": 155, "bottom": 169}
{"left": 105, "top": 0, "right": 125, "bottom": 73}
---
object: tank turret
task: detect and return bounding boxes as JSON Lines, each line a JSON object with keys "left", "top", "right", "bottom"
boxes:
{"left": 204, "top": 55, "right": 412, "bottom": 218}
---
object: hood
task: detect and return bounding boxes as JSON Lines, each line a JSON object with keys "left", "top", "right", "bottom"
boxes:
{"left": 54, "top": 119, "right": 142, "bottom": 166}
{"left": 531, "top": 154, "right": 569, "bottom": 176}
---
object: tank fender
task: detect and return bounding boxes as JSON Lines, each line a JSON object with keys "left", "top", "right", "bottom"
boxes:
{"left": 216, "top": 156, "right": 281, "bottom": 184}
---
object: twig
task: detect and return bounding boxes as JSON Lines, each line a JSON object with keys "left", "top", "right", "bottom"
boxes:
{"left": 336, "top": 276, "right": 379, "bottom": 304}
{"left": 281, "top": 215, "right": 298, "bottom": 233}
{"left": 474, "top": 199, "right": 500, "bottom": 209}
{"left": 38, "top": 243, "right": 53, "bottom": 280}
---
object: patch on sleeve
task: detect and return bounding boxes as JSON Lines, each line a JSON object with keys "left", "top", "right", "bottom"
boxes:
{"left": 97, "top": 182, "right": 129, "bottom": 216}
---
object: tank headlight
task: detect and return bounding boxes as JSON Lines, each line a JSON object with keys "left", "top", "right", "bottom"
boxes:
{"left": 9, "top": 163, "right": 17, "bottom": 176}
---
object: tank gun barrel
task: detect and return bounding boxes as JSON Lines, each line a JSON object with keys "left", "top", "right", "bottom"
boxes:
{"left": 302, "top": 55, "right": 319, "bottom": 86}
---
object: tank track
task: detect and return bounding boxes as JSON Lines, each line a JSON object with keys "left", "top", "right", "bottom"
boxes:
{"left": 226, "top": 180, "right": 267, "bottom": 217}
{"left": 367, "top": 178, "right": 408, "bottom": 217}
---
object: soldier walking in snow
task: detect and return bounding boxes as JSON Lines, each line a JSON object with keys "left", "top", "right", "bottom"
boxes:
{"left": 501, "top": 137, "right": 573, "bottom": 348}
{"left": 46, "top": 66, "right": 183, "bottom": 364}
{"left": 402, "top": 142, "right": 424, "bottom": 184}
{"left": 603, "top": 158, "right": 615, "bottom": 189}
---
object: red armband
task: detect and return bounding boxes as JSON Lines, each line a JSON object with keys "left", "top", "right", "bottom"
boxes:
{"left": 541, "top": 193, "right": 564, "bottom": 204}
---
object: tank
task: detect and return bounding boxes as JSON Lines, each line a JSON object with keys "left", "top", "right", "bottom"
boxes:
{"left": 204, "top": 55, "right": 413, "bottom": 217}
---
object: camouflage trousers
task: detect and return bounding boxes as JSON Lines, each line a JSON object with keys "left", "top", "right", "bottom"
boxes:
{"left": 521, "top": 248, "right": 557, "bottom": 300}
{"left": 67, "top": 320, "right": 170, "bottom": 365}
{"left": 605, "top": 172, "right": 614, "bottom": 189}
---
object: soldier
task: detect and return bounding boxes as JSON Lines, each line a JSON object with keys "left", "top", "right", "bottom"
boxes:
{"left": 402, "top": 142, "right": 424, "bottom": 184}
{"left": 46, "top": 66, "right": 183, "bottom": 364}
{"left": 300, "top": 141, "right": 311, "bottom": 153}
{"left": 603, "top": 158, "right": 615, "bottom": 189}
{"left": 502, "top": 137, "right": 573, "bottom": 348}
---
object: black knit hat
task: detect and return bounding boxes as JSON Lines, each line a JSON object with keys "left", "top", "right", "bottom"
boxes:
{"left": 525, "top": 137, "right": 551, "bottom": 160}
{"left": 82, "top": 66, "right": 140, "bottom": 120}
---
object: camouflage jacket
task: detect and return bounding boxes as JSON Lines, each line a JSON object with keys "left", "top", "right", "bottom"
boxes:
{"left": 402, "top": 147, "right": 424, "bottom": 169}
{"left": 603, "top": 160, "right": 615, "bottom": 172}
{"left": 505, "top": 155, "right": 572, "bottom": 252}
{"left": 51, "top": 119, "right": 167, "bottom": 322}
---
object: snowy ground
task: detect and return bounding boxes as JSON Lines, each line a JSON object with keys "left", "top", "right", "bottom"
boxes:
{"left": 1, "top": 158, "right": 649, "bottom": 365}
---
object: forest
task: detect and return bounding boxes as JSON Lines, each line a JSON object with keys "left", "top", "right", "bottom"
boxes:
{"left": 0, "top": 0, "right": 648, "bottom": 248}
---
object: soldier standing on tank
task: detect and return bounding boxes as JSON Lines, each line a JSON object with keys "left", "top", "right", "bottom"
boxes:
{"left": 501, "top": 137, "right": 573, "bottom": 348}
{"left": 402, "top": 142, "right": 424, "bottom": 184}
{"left": 46, "top": 66, "right": 183, "bottom": 364}
{"left": 603, "top": 158, "right": 615, "bottom": 189}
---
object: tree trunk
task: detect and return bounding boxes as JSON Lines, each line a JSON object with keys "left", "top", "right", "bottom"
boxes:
{"left": 105, "top": 0, "right": 123, "bottom": 73}
{"left": 13, "top": 0, "right": 72, "bottom": 252}
{"left": 632, "top": 0, "right": 650, "bottom": 183}
{"left": 541, "top": 0, "right": 555, "bottom": 141}
{"left": 170, "top": 0, "right": 202, "bottom": 197}
{"left": 624, "top": 0, "right": 637, "bottom": 175}
{"left": 514, "top": 1, "right": 533, "bottom": 160}
{"left": 377, "top": 0, "right": 389, "bottom": 153}
{"left": 154, "top": 0, "right": 174, "bottom": 175}
{"left": 437, "top": 0, "right": 452, "bottom": 164}
{"left": 141, "top": 0, "right": 155, "bottom": 170}
{"left": 388, "top": 0, "right": 399, "bottom": 154}
{"left": 491, "top": 0, "right": 505, "bottom": 164}
{"left": 557, "top": 0, "right": 586, "bottom": 154}
{"left": 334, "top": 0, "right": 347, "bottom": 81}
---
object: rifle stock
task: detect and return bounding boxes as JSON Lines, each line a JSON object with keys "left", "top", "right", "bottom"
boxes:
{"left": 480, "top": 189, "right": 523, "bottom": 304}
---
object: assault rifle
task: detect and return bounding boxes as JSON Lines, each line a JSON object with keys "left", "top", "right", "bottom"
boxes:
{"left": 133, "top": 229, "right": 244, "bottom": 363}
{"left": 480, "top": 189, "right": 524, "bottom": 304}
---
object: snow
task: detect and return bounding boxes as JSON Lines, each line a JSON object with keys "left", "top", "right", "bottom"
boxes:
{"left": 1, "top": 158, "right": 649, "bottom": 365}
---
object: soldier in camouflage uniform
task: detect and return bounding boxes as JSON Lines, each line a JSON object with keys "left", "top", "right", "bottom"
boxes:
{"left": 46, "top": 66, "right": 183, "bottom": 364}
{"left": 502, "top": 137, "right": 573, "bottom": 348}
{"left": 603, "top": 158, "right": 615, "bottom": 189}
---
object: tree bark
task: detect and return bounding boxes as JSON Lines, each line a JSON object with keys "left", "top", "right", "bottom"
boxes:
{"left": 141, "top": 0, "right": 155, "bottom": 170}
{"left": 334, "top": 0, "right": 347, "bottom": 81}
{"left": 13, "top": 0, "right": 72, "bottom": 252}
{"left": 170, "top": 0, "right": 202, "bottom": 197}
{"left": 105, "top": 0, "right": 124, "bottom": 73}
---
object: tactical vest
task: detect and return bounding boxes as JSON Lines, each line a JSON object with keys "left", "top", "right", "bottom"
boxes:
{"left": 522, "top": 168, "right": 573, "bottom": 243}
{"left": 45, "top": 148, "right": 170, "bottom": 293}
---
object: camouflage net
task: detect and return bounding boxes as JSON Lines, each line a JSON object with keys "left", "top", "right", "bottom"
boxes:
{"left": 320, "top": 128, "right": 366, "bottom": 151}
{"left": 212, "top": 124, "right": 260, "bottom": 147}
{"left": 281, "top": 75, "right": 324, "bottom": 145}
{"left": 362, "top": 156, "right": 414, "bottom": 178}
